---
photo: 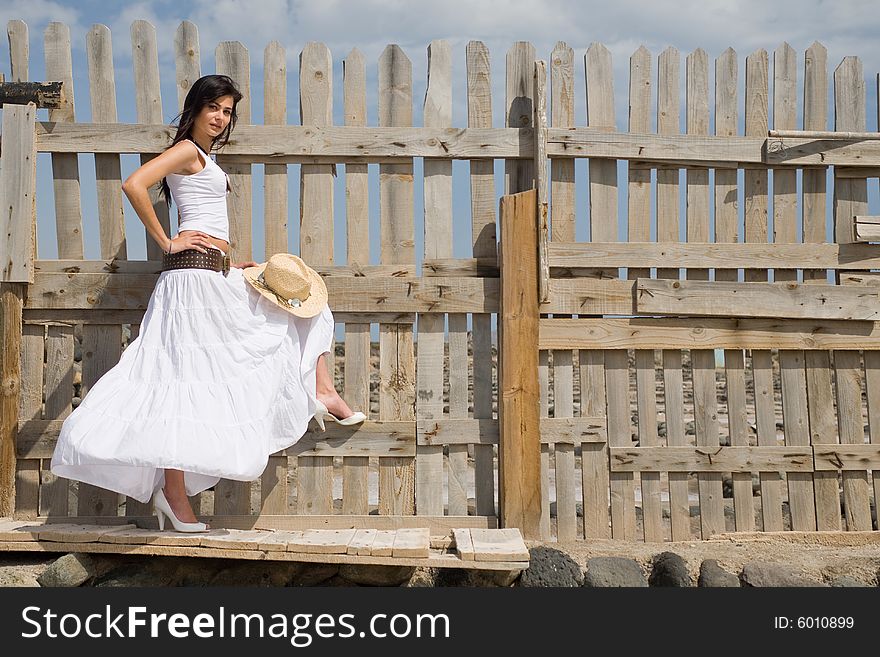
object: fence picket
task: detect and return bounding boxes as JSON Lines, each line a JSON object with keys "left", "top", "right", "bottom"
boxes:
{"left": 833, "top": 56, "right": 871, "bottom": 531}
{"left": 296, "top": 42, "right": 334, "bottom": 516}
{"left": 656, "top": 47, "right": 689, "bottom": 540}
{"left": 44, "top": 22, "right": 83, "bottom": 259}
{"left": 550, "top": 41, "right": 577, "bottom": 541}
{"left": 341, "top": 48, "right": 371, "bottom": 515}
{"left": 418, "top": 40, "right": 451, "bottom": 517}
{"left": 774, "top": 43, "right": 816, "bottom": 531}
{"left": 378, "top": 45, "right": 416, "bottom": 515}
{"left": 466, "top": 41, "right": 497, "bottom": 519}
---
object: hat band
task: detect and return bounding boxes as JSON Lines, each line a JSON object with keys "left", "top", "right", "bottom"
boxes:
{"left": 255, "top": 272, "right": 311, "bottom": 309}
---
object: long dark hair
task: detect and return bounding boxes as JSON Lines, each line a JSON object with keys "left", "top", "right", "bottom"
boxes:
{"left": 159, "top": 74, "right": 243, "bottom": 206}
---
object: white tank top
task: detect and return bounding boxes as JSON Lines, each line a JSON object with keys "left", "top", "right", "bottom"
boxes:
{"left": 166, "top": 139, "right": 231, "bottom": 242}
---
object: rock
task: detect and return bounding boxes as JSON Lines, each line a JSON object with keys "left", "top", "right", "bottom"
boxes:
{"left": 72, "top": 396, "right": 82, "bottom": 409}
{"left": 38, "top": 553, "right": 96, "bottom": 587}
{"left": 208, "top": 562, "right": 303, "bottom": 587}
{"left": 337, "top": 564, "right": 415, "bottom": 587}
{"left": 649, "top": 552, "right": 693, "bottom": 587}
{"left": 288, "top": 563, "right": 338, "bottom": 587}
{"left": 403, "top": 567, "right": 437, "bottom": 587}
{"left": 93, "top": 561, "right": 176, "bottom": 587}
{"left": 0, "top": 569, "right": 41, "bottom": 587}
{"left": 583, "top": 557, "right": 647, "bottom": 587}
{"left": 436, "top": 568, "right": 519, "bottom": 587}
{"left": 830, "top": 576, "right": 869, "bottom": 587}
{"left": 518, "top": 547, "right": 582, "bottom": 587}
{"left": 740, "top": 562, "right": 827, "bottom": 587}
{"left": 698, "top": 560, "right": 740, "bottom": 587}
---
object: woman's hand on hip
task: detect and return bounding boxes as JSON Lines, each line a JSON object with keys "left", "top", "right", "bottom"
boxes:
{"left": 231, "top": 260, "right": 260, "bottom": 269}
{"left": 170, "top": 231, "right": 214, "bottom": 254}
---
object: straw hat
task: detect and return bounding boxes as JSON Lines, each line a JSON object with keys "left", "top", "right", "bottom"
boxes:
{"left": 242, "top": 253, "right": 327, "bottom": 318}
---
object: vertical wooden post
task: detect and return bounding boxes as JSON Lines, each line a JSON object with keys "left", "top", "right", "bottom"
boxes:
{"left": 0, "top": 102, "right": 38, "bottom": 517}
{"left": 499, "top": 189, "right": 542, "bottom": 539}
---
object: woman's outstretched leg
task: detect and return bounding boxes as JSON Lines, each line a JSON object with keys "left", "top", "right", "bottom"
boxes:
{"left": 315, "top": 352, "right": 357, "bottom": 419}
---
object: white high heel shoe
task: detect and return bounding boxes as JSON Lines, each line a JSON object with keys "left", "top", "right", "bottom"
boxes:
{"left": 153, "top": 488, "right": 209, "bottom": 533}
{"left": 314, "top": 398, "right": 367, "bottom": 431}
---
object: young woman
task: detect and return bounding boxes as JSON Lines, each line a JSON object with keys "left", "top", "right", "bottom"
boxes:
{"left": 51, "top": 74, "right": 364, "bottom": 532}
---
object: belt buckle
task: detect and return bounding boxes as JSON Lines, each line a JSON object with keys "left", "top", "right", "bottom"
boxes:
{"left": 222, "top": 255, "right": 230, "bottom": 276}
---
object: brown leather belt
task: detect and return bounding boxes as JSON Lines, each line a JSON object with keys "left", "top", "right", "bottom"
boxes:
{"left": 162, "top": 248, "right": 230, "bottom": 276}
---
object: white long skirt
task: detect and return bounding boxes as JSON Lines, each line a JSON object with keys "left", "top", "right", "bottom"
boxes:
{"left": 50, "top": 260, "right": 334, "bottom": 504}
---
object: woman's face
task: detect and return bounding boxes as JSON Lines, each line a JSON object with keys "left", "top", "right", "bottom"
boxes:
{"left": 196, "top": 94, "right": 234, "bottom": 139}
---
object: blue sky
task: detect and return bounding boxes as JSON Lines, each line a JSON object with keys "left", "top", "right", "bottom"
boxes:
{"left": 1, "top": 0, "right": 878, "bottom": 265}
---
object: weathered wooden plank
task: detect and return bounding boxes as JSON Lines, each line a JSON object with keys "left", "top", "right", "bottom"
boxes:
{"left": 173, "top": 21, "right": 200, "bottom": 108}
{"left": 656, "top": 46, "right": 680, "bottom": 282}
{"left": 27, "top": 272, "right": 499, "bottom": 313}
{"left": 806, "top": 348, "right": 841, "bottom": 530}
{"left": 548, "top": 242, "right": 880, "bottom": 269}
{"left": 0, "top": 81, "right": 62, "bottom": 108}
{"left": 635, "top": 278, "right": 880, "bottom": 320}
{"left": 346, "top": 528, "right": 377, "bottom": 555}
{"left": 585, "top": 43, "right": 617, "bottom": 280}
{"left": 780, "top": 349, "right": 817, "bottom": 530}
{"left": 833, "top": 351, "right": 872, "bottom": 530}
{"left": 548, "top": 41, "right": 576, "bottom": 542}
{"left": 287, "top": 529, "right": 356, "bottom": 554}
{"left": 470, "top": 528, "right": 529, "bottom": 561}
{"left": 294, "top": 41, "right": 335, "bottom": 518}
{"left": 377, "top": 45, "right": 416, "bottom": 517}
{"left": 581, "top": 354, "right": 610, "bottom": 541}
{"left": 0, "top": 104, "right": 37, "bottom": 284}
{"left": 341, "top": 48, "right": 370, "bottom": 517}
{"left": 663, "top": 349, "right": 691, "bottom": 540}
{"left": 499, "top": 190, "right": 542, "bottom": 540}
{"left": 814, "top": 445, "right": 880, "bottom": 470}
{"left": 31, "top": 121, "right": 528, "bottom": 158}
{"left": 77, "top": 325, "right": 121, "bottom": 518}
{"left": 87, "top": 24, "right": 126, "bottom": 262}
{"left": 540, "top": 317, "right": 880, "bottom": 350}
{"left": 801, "top": 43, "right": 829, "bottom": 286}
{"left": 635, "top": 349, "right": 664, "bottom": 541}
{"left": 505, "top": 42, "right": 536, "bottom": 194}
{"left": 606, "top": 350, "right": 636, "bottom": 540}
{"left": 745, "top": 49, "right": 769, "bottom": 285}
{"left": 724, "top": 349, "right": 754, "bottom": 531}
{"left": 263, "top": 40, "right": 288, "bottom": 258}
{"left": 544, "top": 279, "right": 634, "bottom": 315}
{"left": 44, "top": 22, "right": 84, "bottom": 260}
{"left": 610, "top": 446, "right": 813, "bottom": 472}
{"left": 41, "top": 325, "right": 72, "bottom": 516}
{"left": 467, "top": 40, "right": 497, "bottom": 519}
{"left": 417, "top": 40, "right": 451, "bottom": 518}
{"left": 753, "top": 350, "right": 783, "bottom": 531}
{"left": 259, "top": 42, "right": 289, "bottom": 515}
{"left": 447, "top": 313, "right": 470, "bottom": 516}
{"left": 453, "top": 528, "right": 475, "bottom": 561}
{"left": 391, "top": 527, "right": 430, "bottom": 557}
{"left": 692, "top": 349, "right": 724, "bottom": 538}
{"left": 863, "top": 352, "right": 880, "bottom": 518}
{"left": 534, "top": 59, "right": 549, "bottom": 302}
{"left": 369, "top": 529, "right": 396, "bottom": 557}
{"left": 15, "top": 324, "right": 41, "bottom": 520}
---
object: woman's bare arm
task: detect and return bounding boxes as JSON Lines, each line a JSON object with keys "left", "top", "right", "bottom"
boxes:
{"left": 121, "top": 140, "right": 213, "bottom": 254}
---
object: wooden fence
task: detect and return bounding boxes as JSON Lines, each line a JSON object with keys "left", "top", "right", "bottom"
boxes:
{"left": 1, "top": 18, "right": 879, "bottom": 542}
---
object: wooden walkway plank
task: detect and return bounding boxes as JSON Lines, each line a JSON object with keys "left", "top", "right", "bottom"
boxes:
{"left": 369, "top": 530, "right": 396, "bottom": 557}
{"left": 346, "top": 528, "right": 377, "bottom": 555}
{"left": 392, "top": 527, "right": 430, "bottom": 558}
{"left": 453, "top": 528, "right": 475, "bottom": 561}
{"left": 287, "top": 528, "right": 357, "bottom": 554}
{"left": 470, "top": 528, "right": 529, "bottom": 562}
{"left": 201, "top": 530, "right": 273, "bottom": 551}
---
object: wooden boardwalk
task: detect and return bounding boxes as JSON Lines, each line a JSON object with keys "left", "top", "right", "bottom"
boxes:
{"left": 0, "top": 520, "right": 530, "bottom": 571}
